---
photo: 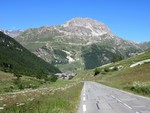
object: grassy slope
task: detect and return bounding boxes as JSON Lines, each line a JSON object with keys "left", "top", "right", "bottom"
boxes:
{"left": 0, "top": 32, "right": 83, "bottom": 112}
{"left": 0, "top": 71, "right": 45, "bottom": 94}
{"left": 75, "top": 50, "right": 150, "bottom": 96}
{"left": 0, "top": 70, "right": 83, "bottom": 113}
{"left": 0, "top": 71, "right": 78, "bottom": 94}
{"left": 1, "top": 81, "right": 83, "bottom": 113}
{"left": 98, "top": 50, "right": 150, "bottom": 83}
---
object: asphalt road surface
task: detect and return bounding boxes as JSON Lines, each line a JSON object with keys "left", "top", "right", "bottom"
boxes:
{"left": 78, "top": 81, "right": 150, "bottom": 113}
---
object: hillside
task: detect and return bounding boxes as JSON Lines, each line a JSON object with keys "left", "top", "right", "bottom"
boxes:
{"left": 15, "top": 18, "right": 144, "bottom": 71}
{"left": 0, "top": 31, "right": 60, "bottom": 76}
{"left": 75, "top": 49, "right": 150, "bottom": 96}
{"left": 81, "top": 43, "right": 123, "bottom": 69}
{"left": 139, "top": 42, "right": 150, "bottom": 51}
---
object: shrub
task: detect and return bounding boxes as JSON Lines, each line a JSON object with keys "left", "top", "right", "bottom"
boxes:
{"left": 4, "top": 87, "right": 13, "bottom": 92}
{"left": 13, "top": 78, "right": 25, "bottom": 90}
{"left": 44, "top": 74, "right": 58, "bottom": 82}
{"left": 14, "top": 79, "right": 21, "bottom": 85}
{"left": 18, "top": 83, "right": 24, "bottom": 90}
{"left": 112, "top": 66, "right": 118, "bottom": 71}
{"left": 14, "top": 72, "right": 22, "bottom": 80}
{"left": 94, "top": 68, "right": 101, "bottom": 76}
{"left": 49, "top": 74, "right": 57, "bottom": 82}
{"left": 104, "top": 68, "right": 109, "bottom": 72}
{"left": 125, "top": 85, "right": 150, "bottom": 96}
{"left": 36, "top": 69, "right": 47, "bottom": 79}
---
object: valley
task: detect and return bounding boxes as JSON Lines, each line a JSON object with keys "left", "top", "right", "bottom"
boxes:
{"left": 0, "top": 17, "right": 150, "bottom": 113}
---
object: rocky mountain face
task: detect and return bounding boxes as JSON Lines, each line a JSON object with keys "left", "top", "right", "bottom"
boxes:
{"left": 15, "top": 18, "right": 147, "bottom": 71}
{"left": 61, "top": 18, "right": 114, "bottom": 37}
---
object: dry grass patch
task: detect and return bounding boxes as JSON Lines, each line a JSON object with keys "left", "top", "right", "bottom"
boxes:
{"left": 1, "top": 82, "right": 83, "bottom": 113}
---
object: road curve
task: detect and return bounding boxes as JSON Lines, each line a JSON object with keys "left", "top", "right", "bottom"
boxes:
{"left": 78, "top": 81, "right": 150, "bottom": 113}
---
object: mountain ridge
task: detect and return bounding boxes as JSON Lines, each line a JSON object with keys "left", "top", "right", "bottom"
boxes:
{"left": 14, "top": 17, "right": 149, "bottom": 71}
{"left": 0, "top": 30, "right": 23, "bottom": 38}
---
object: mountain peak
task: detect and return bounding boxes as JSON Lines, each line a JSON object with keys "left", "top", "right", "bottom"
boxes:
{"left": 61, "top": 17, "right": 114, "bottom": 36}
{"left": 62, "top": 17, "right": 102, "bottom": 27}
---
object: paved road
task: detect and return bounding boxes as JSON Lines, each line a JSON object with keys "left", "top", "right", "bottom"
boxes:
{"left": 78, "top": 81, "right": 150, "bottom": 113}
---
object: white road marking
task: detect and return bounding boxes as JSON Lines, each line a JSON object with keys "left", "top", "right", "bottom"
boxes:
{"left": 111, "top": 95, "right": 115, "bottom": 98}
{"left": 111, "top": 95, "right": 122, "bottom": 102}
{"left": 123, "top": 103, "right": 132, "bottom": 109}
{"left": 111, "top": 95, "right": 133, "bottom": 110}
{"left": 135, "top": 112, "right": 139, "bottom": 113}
{"left": 83, "top": 104, "right": 86, "bottom": 112}
{"left": 116, "top": 98, "right": 122, "bottom": 103}
{"left": 83, "top": 93, "right": 85, "bottom": 96}
{"left": 83, "top": 97, "right": 86, "bottom": 101}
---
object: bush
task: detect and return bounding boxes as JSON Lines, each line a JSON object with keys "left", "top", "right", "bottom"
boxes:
{"left": 18, "top": 83, "right": 24, "bottom": 90}
{"left": 14, "top": 72, "right": 22, "bottom": 80}
{"left": 4, "top": 87, "right": 13, "bottom": 92}
{"left": 44, "top": 74, "right": 57, "bottom": 82}
{"left": 13, "top": 79, "right": 25, "bottom": 90}
{"left": 94, "top": 68, "right": 101, "bottom": 76}
{"left": 14, "top": 79, "right": 21, "bottom": 85}
{"left": 125, "top": 85, "right": 150, "bottom": 96}
{"left": 36, "top": 69, "right": 47, "bottom": 79}
{"left": 49, "top": 74, "right": 57, "bottom": 82}
{"left": 112, "top": 66, "right": 118, "bottom": 71}
{"left": 104, "top": 68, "right": 109, "bottom": 72}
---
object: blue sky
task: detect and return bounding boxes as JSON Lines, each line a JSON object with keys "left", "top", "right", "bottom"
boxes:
{"left": 0, "top": 0, "right": 150, "bottom": 42}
